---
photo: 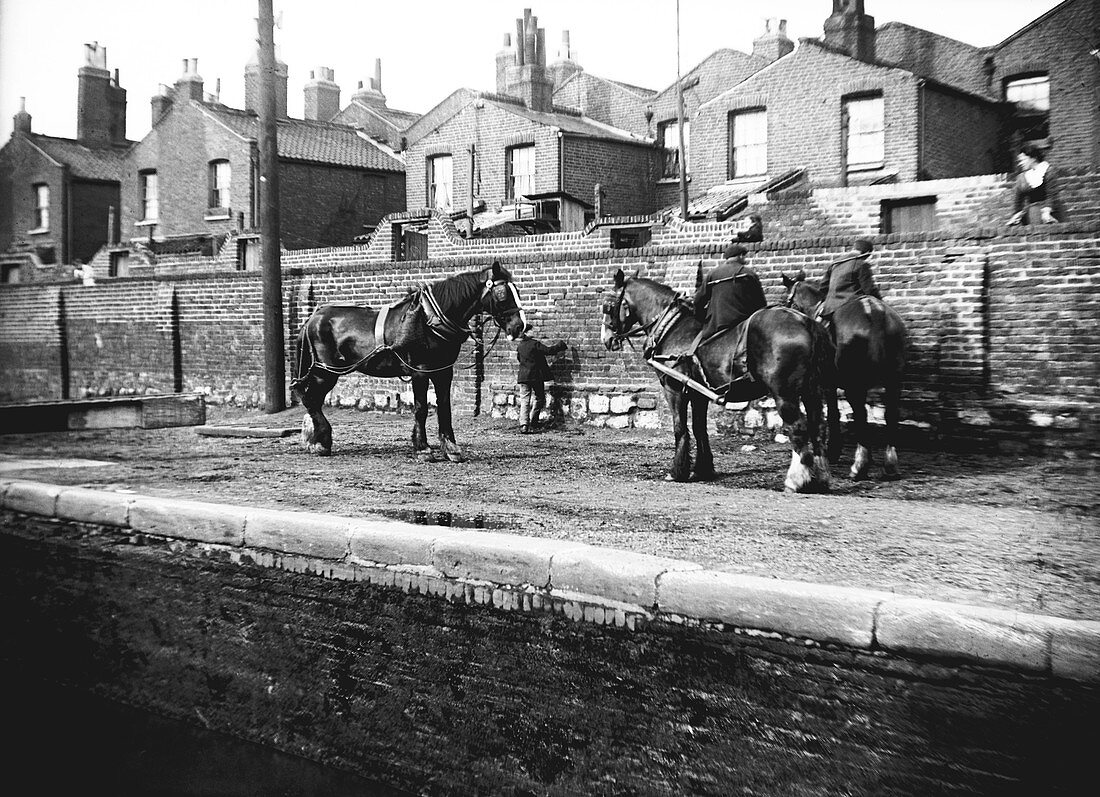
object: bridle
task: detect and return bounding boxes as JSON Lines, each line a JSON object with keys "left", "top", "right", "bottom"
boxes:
{"left": 479, "top": 278, "right": 525, "bottom": 332}
{"left": 602, "top": 280, "right": 684, "bottom": 354}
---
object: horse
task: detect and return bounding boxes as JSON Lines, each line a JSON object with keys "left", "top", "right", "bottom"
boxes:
{"left": 782, "top": 271, "right": 907, "bottom": 480}
{"left": 601, "top": 268, "right": 833, "bottom": 493}
{"left": 291, "top": 261, "right": 527, "bottom": 461}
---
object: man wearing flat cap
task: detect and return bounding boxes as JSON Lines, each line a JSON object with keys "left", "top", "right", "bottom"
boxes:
{"left": 693, "top": 242, "right": 767, "bottom": 342}
{"left": 817, "top": 238, "right": 882, "bottom": 327}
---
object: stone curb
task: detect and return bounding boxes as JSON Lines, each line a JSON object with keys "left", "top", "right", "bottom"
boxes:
{"left": 3, "top": 477, "right": 1098, "bottom": 683}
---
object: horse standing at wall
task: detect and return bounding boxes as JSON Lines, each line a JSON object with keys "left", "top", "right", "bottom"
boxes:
{"left": 292, "top": 262, "right": 527, "bottom": 460}
{"left": 601, "top": 268, "right": 833, "bottom": 493}
{"left": 783, "top": 271, "right": 907, "bottom": 480}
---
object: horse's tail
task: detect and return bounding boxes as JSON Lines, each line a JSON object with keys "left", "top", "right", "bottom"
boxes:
{"left": 864, "top": 297, "right": 889, "bottom": 370}
{"left": 807, "top": 315, "right": 836, "bottom": 399}
{"left": 289, "top": 315, "right": 315, "bottom": 396}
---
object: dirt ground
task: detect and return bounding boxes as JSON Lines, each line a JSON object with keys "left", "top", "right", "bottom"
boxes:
{"left": 1, "top": 404, "right": 1097, "bottom": 621}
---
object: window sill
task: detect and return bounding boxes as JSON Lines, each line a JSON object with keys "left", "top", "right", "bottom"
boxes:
{"left": 26, "top": 227, "right": 49, "bottom": 235}
{"left": 204, "top": 210, "right": 232, "bottom": 221}
{"left": 135, "top": 219, "right": 158, "bottom": 227}
{"left": 847, "top": 162, "right": 885, "bottom": 173}
{"left": 657, "top": 175, "right": 692, "bottom": 184}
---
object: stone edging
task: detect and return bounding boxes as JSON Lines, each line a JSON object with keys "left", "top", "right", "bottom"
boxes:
{"left": 3, "top": 477, "right": 1097, "bottom": 683}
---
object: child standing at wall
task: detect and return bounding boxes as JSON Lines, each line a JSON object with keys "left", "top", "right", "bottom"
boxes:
{"left": 515, "top": 329, "right": 567, "bottom": 433}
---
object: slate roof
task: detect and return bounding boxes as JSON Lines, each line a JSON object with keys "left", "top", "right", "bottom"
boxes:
{"left": 483, "top": 97, "right": 653, "bottom": 144}
{"left": 26, "top": 134, "right": 129, "bottom": 181}
{"left": 198, "top": 103, "right": 405, "bottom": 172}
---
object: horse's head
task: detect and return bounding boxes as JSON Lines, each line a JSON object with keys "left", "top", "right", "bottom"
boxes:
{"left": 782, "top": 270, "right": 821, "bottom": 316}
{"left": 479, "top": 261, "right": 527, "bottom": 340}
{"left": 600, "top": 268, "right": 639, "bottom": 351}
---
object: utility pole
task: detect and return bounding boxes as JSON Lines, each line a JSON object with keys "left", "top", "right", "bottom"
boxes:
{"left": 257, "top": 0, "right": 285, "bottom": 412}
{"left": 676, "top": 0, "right": 689, "bottom": 222}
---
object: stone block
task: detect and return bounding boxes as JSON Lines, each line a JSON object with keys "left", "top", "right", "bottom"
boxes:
{"left": 347, "top": 518, "right": 441, "bottom": 566}
{"left": 588, "top": 394, "right": 610, "bottom": 413}
{"left": 432, "top": 530, "right": 586, "bottom": 587}
{"left": 56, "top": 486, "right": 131, "bottom": 527}
{"left": 2, "top": 480, "right": 61, "bottom": 517}
{"left": 609, "top": 395, "right": 635, "bottom": 414}
{"left": 552, "top": 547, "right": 700, "bottom": 607}
{"left": 876, "top": 597, "right": 1051, "bottom": 673}
{"left": 129, "top": 496, "right": 249, "bottom": 546}
{"left": 659, "top": 570, "right": 890, "bottom": 648}
{"left": 243, "top": 508, "right": 353, "bottom": 559}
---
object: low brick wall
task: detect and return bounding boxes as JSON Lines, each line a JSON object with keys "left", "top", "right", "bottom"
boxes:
{"left": 2, "top": 479, "right": 1097, "bottom": 794}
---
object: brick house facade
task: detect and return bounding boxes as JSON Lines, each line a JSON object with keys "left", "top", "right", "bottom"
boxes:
{"left": 0, "top": 44, "right": 129, "bottom": 279}
{"left": 404, "top": 10, "right": 659, "bottom": 235}
{"left": 119, "top": 60, "right": 406, "bottom": 257}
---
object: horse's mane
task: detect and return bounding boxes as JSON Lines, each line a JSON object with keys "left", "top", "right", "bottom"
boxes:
{"left": 631, "top": 276, "right": 679, "bottom": 300}
{"left": 431, "top": 265, "right": 511, "bottom": 310}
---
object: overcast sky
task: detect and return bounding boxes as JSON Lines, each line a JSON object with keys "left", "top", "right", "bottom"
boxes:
{"left": 0, "top": 0, "right": 1065, "bottom": 142}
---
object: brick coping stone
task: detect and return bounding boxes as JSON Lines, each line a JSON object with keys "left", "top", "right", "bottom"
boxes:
{"left": 3, "top": 477, "right": 1097, "bottom": 683}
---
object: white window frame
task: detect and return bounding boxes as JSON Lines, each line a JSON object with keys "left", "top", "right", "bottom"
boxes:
{"left": 730, "top": 109, "right": 767, "bottom": 178}
{"left": 659, "top": 119, "right": 690, "bottom": 178}
{"left": 428, "top": 154, "right": 453, "bottom": 212}
{"left": 507, "top": 144, "right": 535, "bottom": 201}
{"left": 140, "top": 171, "right": 159, "bottom": 222}
{"left": 209, "top": 159, "right": 231, "bottom": 211}
{"left": 844, "top": 95, "right": 885, "bottom": 169}
{"left": 32, "top": 183, "right": 49, "bottom": 231}
{"left": 1006, "top": 75, "right": 1049, "bottom": 113}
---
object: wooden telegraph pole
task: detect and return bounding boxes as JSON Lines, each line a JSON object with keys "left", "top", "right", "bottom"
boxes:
{"left": 257, "top": 0, "right": 285, "bottom": 412}
{"left": 676, "top": 0, "right": 689, "bottom": 222}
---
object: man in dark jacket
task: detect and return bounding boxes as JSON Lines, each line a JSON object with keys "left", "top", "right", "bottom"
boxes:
{"left": 693, "top": 243, "right": 767, "bottom": 341}
{"left": 818, "top": 238, "right": 881, "bottom": 326}
{"left": 516, "top": 331, "right": 567, "bottom": 433}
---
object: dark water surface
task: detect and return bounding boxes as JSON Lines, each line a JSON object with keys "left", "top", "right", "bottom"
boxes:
{"left": 8, "top": 678, "right": 411, "bottom": 796}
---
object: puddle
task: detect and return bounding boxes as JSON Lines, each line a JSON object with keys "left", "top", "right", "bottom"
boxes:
{"left": 376, "top": 508, "right": 508, "bottom": 530}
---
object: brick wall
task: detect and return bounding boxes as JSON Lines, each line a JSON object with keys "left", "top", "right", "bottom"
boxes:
{"left": 2, "top": 198, "right": 1097, "bottom": 446}
{"left": 2, "top": 514, "right": 1095, "bottom": 795}
{"left": 552, "top": 73, "right": 652, "bottom": 136}
{"left": 921, "top": 85, "right": 1002, "bottom": 179}
{"left": 0, "top": 137, "right": 67, "bottom": 263}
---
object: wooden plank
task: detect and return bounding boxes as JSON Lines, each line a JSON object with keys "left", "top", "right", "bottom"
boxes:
{"left": 195, "top": 426, "right": 298, "bottom": 439}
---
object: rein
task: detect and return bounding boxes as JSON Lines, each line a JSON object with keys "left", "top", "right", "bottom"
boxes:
{"left": 605, "top": 282, "right": 688, "bottom": 354}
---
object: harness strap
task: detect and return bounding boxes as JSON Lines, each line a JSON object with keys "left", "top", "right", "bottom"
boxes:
{"left": 419, "top": 283, "right": 471, "bottom": 343}
{"left": 374, "top": 305, "right": 389, "bottom": 346}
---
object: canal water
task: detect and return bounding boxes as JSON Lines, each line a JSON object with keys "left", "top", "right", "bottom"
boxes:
{"left": 9, "top": 677, "right": 412, "bottom": 796}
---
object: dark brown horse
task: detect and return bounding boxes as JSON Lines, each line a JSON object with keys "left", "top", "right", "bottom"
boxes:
{"left": 601, "top": 269, "right": 833, "bottom": 492}
{"left": 783, "top": 271, "right": 907, "bottom": 479}
{"left": 292, "top": 262, "right": 527, "bottom": 460}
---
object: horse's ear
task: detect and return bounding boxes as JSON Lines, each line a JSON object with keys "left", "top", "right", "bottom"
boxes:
{"left": 491, "top": 260, "right": 511, "bottom": 281}
{"left": 613, "top": 268, "right": 626, "bottom": 288}
{"left": 796, "top": 269, "right": 806, "bottom": 281}
{"left": 781, "top": 273, "right": 793, "bottom": 288}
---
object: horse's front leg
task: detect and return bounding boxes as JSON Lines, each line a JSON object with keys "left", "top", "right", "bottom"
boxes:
{"left": 297, "top": 373, "right": 336, "bottom": 456}
{"left": 411, "top": 374, "right": 436, "bottom": 462}
{"left": 803, "top": 386, "right": 832, "bottom": 490}
{"left": 847, "top": 387, "right": 872, "bottom": 480}
{"left": 690, "top": 393, "right": 715, "bottom": 481}
{"left": 432, "top": 368, "right": 464, "bottom": 463}
{"left": 666, "top": 381, "right": 691, "bottom": 482}
{"left": 777, "top": 395, "right": 815, "bottom": 493}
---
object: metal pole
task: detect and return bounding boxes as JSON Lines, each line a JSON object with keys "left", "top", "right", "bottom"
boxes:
{"left": 257, "top": 0, "right": 285, "bottom": 412}
{"left": 676, "top": 0, "right": 689, "bottom": 221}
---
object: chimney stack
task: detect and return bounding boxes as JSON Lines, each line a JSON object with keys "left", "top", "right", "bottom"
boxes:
{"left": 244, "top": 49, "right": 289, "bottom": 118}
{"left": 174, "top": 57, "right": 204, "bottom": 102}
{"left": 352, "top": 59, "right": 387, "bottom": 108}
{"left": 548, "top": 28, "right": 582, "bottom": 88}
{"left": 151, "top": 83, "right": 173, "bottom": 126}
{"left": 13, "top": 96, "right": 32, "bottom": 135}
{"left": 822, "top": 0, "right": 875, "bottom": 62}
{"left": 304, "top": 66, "right": 341, "bottom": 121}
{"left": 501, "top": 8, "right": 553, "bottom": 112}
{"left": 753, "top": 18, "right": 794, "bottom": 63}
{"left": 77, "top": 42, "right": 127, "bottom": 147}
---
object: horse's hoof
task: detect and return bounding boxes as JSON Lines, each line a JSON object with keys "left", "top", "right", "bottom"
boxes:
{"left": 692, "top": 469, "right": 716, "bottom": 482}
{"left": 850, "top": 467, "right": 868, "bottom": 481}
{"left": 416, "top": 449, "right": 439, "bottom": 463}
{"left": 445, "top": 451, "right": 465, "bottom": 463}
{"left": 306, "top": 444, "right": 331, "bottom": 456}
{"left": 881, "top": 468, "right": 901, "bottom": 481}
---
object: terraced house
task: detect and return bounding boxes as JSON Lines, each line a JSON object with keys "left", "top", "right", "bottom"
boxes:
{"left": 0, "top": 43, "right": 131, "bottom": 280}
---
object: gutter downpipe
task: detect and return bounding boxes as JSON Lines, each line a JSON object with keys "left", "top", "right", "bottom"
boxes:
{"left": 676, "top": 0, "right": 689, "bottom": 221}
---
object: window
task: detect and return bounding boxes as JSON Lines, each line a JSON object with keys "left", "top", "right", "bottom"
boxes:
{"left": 427, "top": 154, "right": 453, "bottom": 212}
{"left": 140, "top": 171, "right": 158, "bottom": 221}
{"left": 1005, "top": 73, "right": 1050, "bottom": 147}
{"left": 658, "top": 119, "right": 690, "bottom": 179}
{"left": 236, "top": 238, "right": 259, "bottom": 271}
{"left": 32, "top": 184, "right": 49, "bottom": 231}
{"left": 506, "top": 144, "right": 535, "bottom": 201}
{"left": 208, "top": 159, "right": 231, "bottom": 211}
{"left": 109, "top": 251, "right": 130, "bottom": 278}
{"left": 610, "top": 227, "right": 652, "bottom": 249}
{"left": 881, "top": 196, "right": 937, "bottom": 233}
{"left": 729, "top": 109, "right": 767, "bottom": 178}
{"left": 844, "top": 95, "right": 885, "bottom": 169}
